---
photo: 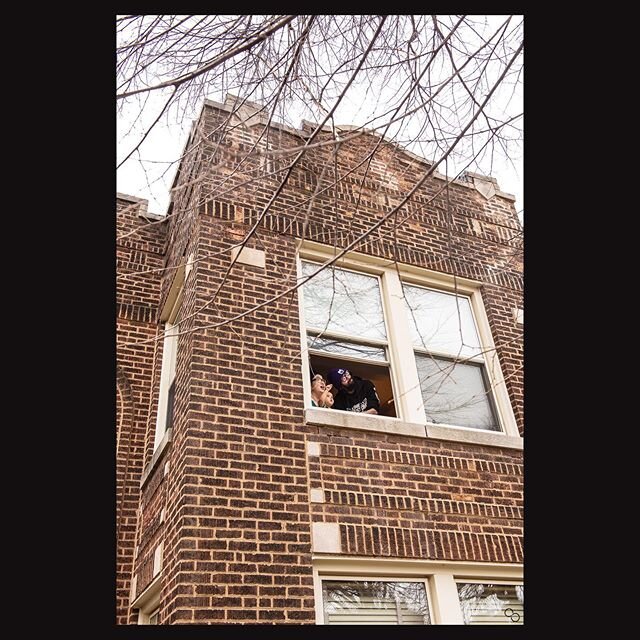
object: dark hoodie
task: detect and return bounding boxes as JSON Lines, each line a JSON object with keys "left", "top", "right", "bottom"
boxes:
{"left": 333, "top": 376, "right": 380, "bottom": 413}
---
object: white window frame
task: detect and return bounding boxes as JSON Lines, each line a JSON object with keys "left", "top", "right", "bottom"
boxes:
{"left": 133, "top": 575, "right": 161, "bottom": 624}
{"left": 154, "top": 267, "right": 185, "bottom": 452}
{"left": 297, "top": 241, "right": 521, "bottom": 449}
{"left": 312, "top": 557, "right": 523, "bottom": 625}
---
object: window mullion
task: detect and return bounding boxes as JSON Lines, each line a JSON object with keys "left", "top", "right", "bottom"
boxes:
{"left": 296, "top": 257, "right": 313, "bottom": 406}
{"left": 395, "top": 597, "right": 404, "bottom": 624}
{"left": 430, "top": 574, "right": 464, "bottom": 624}
{"left": 307, "top": 328, "right": 388, "bottom": 348}
{"left": 381, "top": 269, "right": 426, "bottom": 424}
{"left": 413, "top": 346, "right": 485, "bottom": 365}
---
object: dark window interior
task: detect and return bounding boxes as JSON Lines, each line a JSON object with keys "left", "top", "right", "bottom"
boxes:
{"left": 165, "top": 379, "right": 176, "bottom": 430}
{"left": 309, "top": 353, "right": 397, "bottom": 417}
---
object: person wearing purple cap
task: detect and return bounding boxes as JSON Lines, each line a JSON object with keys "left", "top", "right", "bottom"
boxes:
{"left": 326, "top": 366, "right": 380, "bottom": 414}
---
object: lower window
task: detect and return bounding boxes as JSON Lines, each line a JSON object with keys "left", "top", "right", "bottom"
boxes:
{"left": 133, "top": 576, "right": 161, "bottom": 625}
{"left": 316, "top": 568, "right": 523, "bottom": 625}
{"left": 457, "top": 582, "right": 524, "bottom": 625}
{"left": 322, "top": 580, "right": 431, "bottom": 625}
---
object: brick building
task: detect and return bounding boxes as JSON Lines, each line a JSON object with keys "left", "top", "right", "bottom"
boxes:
{"left": 116, "top": 95, "right": 523, "bottom": 625}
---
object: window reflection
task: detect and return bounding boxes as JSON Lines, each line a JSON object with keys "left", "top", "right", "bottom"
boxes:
{"left": 415, "top": 356, "right": 499, "bottom": 430}
{"left": 457, "top": 583, "right": 524, "bottom": 625}
{"left": 323, "top": 580, "right": 430, "bottom": 625}
{"left": 301, "top": 261, "right": 387, "bottom": 340}
{"left": 403, "top": 285, "right": 481, "bottom": 358}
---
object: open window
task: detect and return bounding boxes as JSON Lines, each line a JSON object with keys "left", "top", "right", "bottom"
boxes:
{"left": 300, "top": 260, "right": 396, "bottom": 417}
{"left": 308, "top": 352, "right": 396, "bottom": 417}
{"left": 298, "top": 243, "right": 521, "bottom": 441}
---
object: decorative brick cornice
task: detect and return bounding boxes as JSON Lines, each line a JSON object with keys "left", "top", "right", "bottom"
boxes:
{"left": 340, "top": 524, "right": 522, "bottom": 563}
{"left": 117, "top": 302, "right": 157, "bottom": 324}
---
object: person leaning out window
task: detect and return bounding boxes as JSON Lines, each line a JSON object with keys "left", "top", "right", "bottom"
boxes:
{"left": 310, "top": 374, "right": 334, "bottom": 408}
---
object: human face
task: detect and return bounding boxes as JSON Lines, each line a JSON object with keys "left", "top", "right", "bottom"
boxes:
{"left": 340, "top": 369, "right": 353, "bottom": 388}
{"left": 311, "top": 374, "right": 334, "bottom": 408}
{"left": 312, "top": 375, "right": 327, "bottom": 393}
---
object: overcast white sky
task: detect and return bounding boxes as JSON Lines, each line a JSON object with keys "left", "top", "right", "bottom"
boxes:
{"left": 117, "top": 16, "right": 523, "bottom": 222}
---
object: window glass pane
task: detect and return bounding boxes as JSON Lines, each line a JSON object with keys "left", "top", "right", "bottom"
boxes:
{"left": 403, "top": 284, "right": 481, "bottom": 358}
{"left": 301, "top": 261, "right": 387, "bottom": 340}
{"left": 165, "top": 379, "right": 176, "bottom": 431}
{"left": 307, "top": 334, "right": 387, "bottom": 361}
{"left": 415, "top": 355, "right": 499, "bottom": 431}
{"left": 323, "top": 581, "right": 430, "bottom": 625}
{"left": 457, "top": 583, "right": 524, "bottom": 625}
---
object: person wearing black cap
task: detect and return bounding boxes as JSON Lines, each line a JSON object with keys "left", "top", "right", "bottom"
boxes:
{"left": 326, "top": 366, "right": 380, "bottom": 414}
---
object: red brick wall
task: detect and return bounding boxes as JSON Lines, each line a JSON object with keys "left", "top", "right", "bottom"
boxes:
{"left": 116, "top": 196, "right": 167, "bottom": 624}
{"left": 308, "top": 431, "right": 522, "bottom": 562}
{"left": 118, "top": 99, "right": 523, "bottom": 624}
{"left": 154, "top": 214, "right": 203, "bottom": 624}
{"left": 128, "top": 187, "right": 203, "bottom": 624}
{"left": 157, "top": 218, "right": 315, "bottom": 623}
{"left": 194, "top": 102, "right": 522, "bottom": 433}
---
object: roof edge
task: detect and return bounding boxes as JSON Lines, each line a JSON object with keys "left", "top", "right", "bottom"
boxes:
{"left": 116, "top": 192, "right": 164, "bottom": 220}
{"left": 200, "top": 94, "right": 515, "bottom": 202}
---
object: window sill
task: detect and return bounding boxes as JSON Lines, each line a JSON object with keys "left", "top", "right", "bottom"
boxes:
{"left": 139, "top": 429, "right": 173, "bottom": 489}
{"left": 304, "top": 408, "right": 523, "bottom": 450}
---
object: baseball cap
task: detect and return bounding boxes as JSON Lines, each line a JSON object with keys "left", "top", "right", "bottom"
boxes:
{"left": 327, "top": 367, "right": 349, "bottom": 388}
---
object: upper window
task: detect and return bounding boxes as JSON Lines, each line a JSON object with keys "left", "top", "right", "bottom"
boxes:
{"left": 154, "top": 272, "right": 184, "bottom": 452}
{"left": 404, "top": 284, "right": 499, "bottom": 430}
{"left": 301, "top": 260, "right": 396, "bottom": 417}
{"left": 299, "top": 247, "right": 519, "bottom": 438}
{"left": 301, "top": 261, "right": 387, "bottom": 340}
